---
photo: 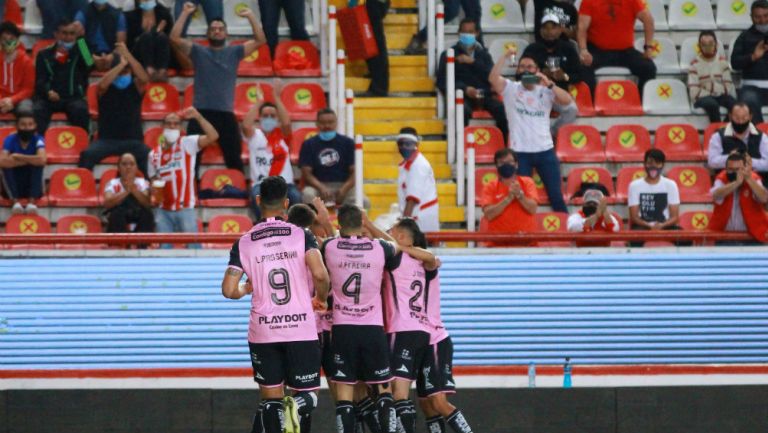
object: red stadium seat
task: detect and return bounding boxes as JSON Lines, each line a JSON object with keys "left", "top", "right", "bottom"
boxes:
{"left": 204, "top": 213, "right": 253, "bottom": 248}
{"left": 290, "top": 127, "right": 318, "bottom": 164}
{"left": 679, "top": 210, "right": 712, "bottom": 231}
{"left": 565, "top": 166, "right": 616, "bottom": 204}
{"left": 141, "top": 83, "right": 180, "bottom": 120}
{"left": 273, "top": 40, "right": 321, "bottom": 76}
{"left": 31, "top": 39, "right": 54, "bottom": 60}
{"left": 667, "top": 165, "right": 712, "bottom": 203}
{"left": 44, "top": 126, "right": 89, "bottom": 163}
{"left": 474, "top": 167, "right": 499, "bottom": 206}
{"left": 535, "top": 212, "right": 571, "bottom": 247}
{"left": 234, "top": 82, "right": 275, "bottom": 119}
{"left": 0, "top": 126, "right": 16, "bottom": 143}
{"left": 556, "top": 124, "right": 605, "bottom": 162}
{"left": 757, "top": 123, "right": 768, "bottom": 135}
{"left": 182, "top": 83, "right": 194, "bottom": 110}
{"left": 280, "top": 82, "right": 327, "bottom": 121}
{"left": 615, "top": 166, "right": 646, "bottom": 203}
{"left": 654, "top": 123, "right": 704, "bottom": 161}
{"left": 4, "top": 214, "right": 51, "bottom": 249}
{"left": 200, "top": 141, "right": 248, "bottom": 164}
{"left": 237, "top": 43, "right": 274, "bottom": 76}
{"left": 143, "top": 126, "right": 168, "bottom": 149}
{"left": 594, "top": 80, "right": 643, "bottom": 116}
{"left": 702, "top": 122, "right": 727, "bottom": 156}
{"left": 605, "top": 124, "right": 651, "bottom": 162}
{"left": 55, "top": 214, "right": 105, "bottom": 249}
{"left": 47, "top": 168, "right": 99, "bottom": 206}
{"left": 569, "top": 82, "right": 595, "bottom": 116}
{"left": 530, "top": 169, "right": 557, "bottom": 205}
{"left": 465, "top": 125, "right": 505, "bottom": 163}
{"left": 87, "top": 83, "right": 99, "bottom": 118}
{"left": 199, "top": 168, "right": 249, "bottom": 207}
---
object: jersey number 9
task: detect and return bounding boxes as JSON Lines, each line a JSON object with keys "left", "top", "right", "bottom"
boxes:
{"left": 268, "top": 268, "right": 292, "bottom": 305}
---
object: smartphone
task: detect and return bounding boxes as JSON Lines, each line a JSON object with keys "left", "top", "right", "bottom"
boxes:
{"left": 521, "top": 73, "right": 541, "bottom": 85}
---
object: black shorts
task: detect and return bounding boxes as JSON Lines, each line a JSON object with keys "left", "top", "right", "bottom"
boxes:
{"left": 331, "top": 324, "right": 392, "bottom": 384}
{"left": 417, "top": 336, "right": 456, "bottom": 398}
{"left": 389, "top": 331, "right": 431, "bottom": 381}
{"left": 248, "top": 340, "right": 321, "bottom": 391}
{"left": 319, "top": 330, "right": 336, "bottom": 378}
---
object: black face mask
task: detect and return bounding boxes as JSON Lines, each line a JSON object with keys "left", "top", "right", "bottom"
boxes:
{"left": 582, "top": 204, "right": 598, "bottom": 216}
{"left": 732, "top": 121, "right": 750, "bottom": 134}
{"left": 726, "top": 171, "right": 738, "bottom": 182}
{"left": 208, "top": 38, "right": 225, "bottom": 47}
{"left": 514, "top": 72, "right": 524, "bottom": 81}
{"left": 542, "top": 38, "right": 558, "bottom": 48}
{"left": 17, "top": 129, "right": 34, "bottom": 142}
{"left": 497, "top": 163, "right": 517, "bottom": 179}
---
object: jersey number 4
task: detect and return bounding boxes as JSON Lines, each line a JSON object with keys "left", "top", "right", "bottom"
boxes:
{"left": 268, "top": 268, "right": 292, "bottom": 305}
{"left": 342, "top": 273, "right": 361, "bottom": 304}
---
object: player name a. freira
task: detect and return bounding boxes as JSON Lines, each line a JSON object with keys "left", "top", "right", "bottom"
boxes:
{"left": 338, "top": 261, "right": 371, "bottom": 269}
{"left": 254, "top": 250, "right": 298, "bottom": 263}
{"left": 257, "top": 313, "right": 308, "bottom": 325}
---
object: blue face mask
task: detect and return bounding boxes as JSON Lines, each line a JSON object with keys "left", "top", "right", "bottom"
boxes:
{"left": 93, "top": 0, "right": 108, "bottom": 5}
{"left": 260, "top": 117, "right": 278, "bottom": 133}
{"left": 318, "top": 130, "right": 337, "bottom": 141}
{"left": 139, "top": 1, "right": 157, "bottom": 11}
{"left": 112, "top": 74, "right": 132, "bottom": 89}
{"left": 459, "top": 33, "right": 476, "bottom": 47}
{"left": 58, "top": 40, "right": 75, "bottom": 50}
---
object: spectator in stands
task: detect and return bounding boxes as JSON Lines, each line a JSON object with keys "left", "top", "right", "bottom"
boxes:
{"left": 171, "top": 2, "right": 266, "bottom": 174}
{"left": 490, "top": 50, "right": 572, "bottom": 213}
{"left": 396, "top": 127, "right": 440, "bottom": 233}
{"left": 628, "top": 149, "right": 681, "bottom": 231}
{"left": 523, "top": 14, "right": 596, "bottom": 96}
{"left": 126, "top": 0, "right": 174, "bottom": 82}
{"left": 33, "top": 18, "right": 92, "bottom": 134}
{"left": 259, "top": 0, "right": 310, "bottom": 56}
{"left": 241, "top": 83, "right": 301, "bottom": 220}
{"left": 35, "top": 0, "right": 87, "bottom": 39}
{"left": 688, "top": 30, "right": 737, "bottom": 123}
{"left": 436, "top": 18, "right": 507, "bottom": 144}
{"left": 406, "top": 0, "right": 482, "bottom": 54}
{"left": 730, "top": 0, "right": 768, "bottom": 124}
{"left": 357, "top": 0, "right": 390, "bottom": 96}
{"left": 148, "top": 108, "right": 219, "bottom": 249}
{"left": 0, "top": 112, "right": 45, "bottom": 215}
{"left": 533, "top": 0, "right": 578, "bottom": 42}
{"left": 0, "top": 21, "right": 33, "bottom": 115}
{"left": 74, "top": 0, "right": 127, "bottom": 72}
{"left": 567, "top": 188, "right": 619, "bottom": 246}
{"left": 710, "top": 152, "right": 768, "bottom": 244}
{"left": 707, "top": 103, "right": 768, "bottom": 184}
{"left": 103, "top": 152, "right": 154, "bottom": 236}
{"left": 173, "top": 0, "right": 222, "bottom": 36}
{"left": 577, "top": 0, "right": 656, "bottom": 95}
{"left": 299, "top": 108, "right": 368, "bottom": 207}
{"left": 481, "top": 148, "right": 538, "bottom": 245}
{"left": 78, "top": 43, "right": 150, "bottom": 177}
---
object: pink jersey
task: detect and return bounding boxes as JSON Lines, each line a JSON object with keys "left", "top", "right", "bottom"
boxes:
{"left": 228, "top": 217, "right": 319, "bottom": 344}
{"left": 424, "top": 269, "right": 449, "bottom": 345}
{"left": 322, "top": 236, "right": 397, "bottom": 326}
{"left": 383, "top": 252, "right": 432, "bottom": 333}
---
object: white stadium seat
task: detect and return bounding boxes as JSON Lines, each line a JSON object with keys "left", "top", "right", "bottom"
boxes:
{"left": 636, "top": 0, "right": 669, "bottom": 30}
{"left": 716, "top": 0, "right": 753, "bottom": 29}
{"left": 668, "top": 0, "right": 716, "bottom": 30}
{"left": 23, "top": 0, "right": 42, "bottom": 35}
{"left": 524, "top": 0, "right": 535, "bottom": 32}
{"left": 481, "top": 0, "right": 526, "bottom": 32}
{"left": 643, "top": 78, "right": 692, "bottom": 115}
{"left": 488, "top": 38, "right": 529, "bottom": 76}
{"left": 634, "top": 37, "right": 680, "bottom": 74}
{"left": 679, "top": 36, "right": 725, "bottom": 70}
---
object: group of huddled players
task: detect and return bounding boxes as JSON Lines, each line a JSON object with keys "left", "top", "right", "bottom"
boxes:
{"left": 221, "top": 176, "right": 473, "bottom": 433}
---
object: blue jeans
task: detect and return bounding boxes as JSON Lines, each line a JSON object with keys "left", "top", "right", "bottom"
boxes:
{"left": 2, "top": 165, "right": 43, "bottom": 200}
{"left": 250, "top": 182, "right": 302, "bottom": 221}
{"left": 258, "top": 0, "right": 310, "bottom": 55}
{"left": 515, "top": 148, "right": 567, "bottom": 213}
{"left": 174, "top": 0, "right": 224, "bottom": 36}
{"left": 36, "top": 0, "right": 88, "bottom": 39}
{"left": 417, "top": 0, "right": 481, "bottom": 42}
{"left": 738, "top": 86, "right": 768, "bottom": 124}
{"left": 155, "top": 208, "right": 200, "bottom": 249}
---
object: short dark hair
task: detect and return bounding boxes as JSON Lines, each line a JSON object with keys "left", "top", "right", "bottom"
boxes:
{"left": 0, "top": 21, "right": 20, "bottom": 38}
{"left": 519, "top": 54, "right": 540, "bottom": 68}
{"left": 208, "top": 18, "right": 227, "bottom": 28}
{"left": 493, "top": 148, "right": 516, "bottom": 165}
{"left": 287, "top": 204, "right": 317, "bottom": 228}
{"left": 337, "top": 204, "right": 362, "bottom": 231}
{"left": 394, "top": 217, "right": 427, "bottom": 248}
{"left": 56, "top": 17, "right": 74, "bottom": 31}
{"left": 644, "top": 148, "right": 666, "bottom": 164}
{"left": 731, "top": 101, "right": 752, "bottom": 115}
{"left": 726, "top": 151, "right": 747, "bottom": 164}
{"left": 698, "top": 30, "right": 717, "bottom": 43}
{"left": 316, "top": 108, "right": 336, "bottom": 120}
{"left": 258, "top": 176, "right": 288, "bottom": 210}
{"left": 399, "top": 126, "right": 418, "bottom": 136}
{"left": 752, "top": 0, "right": 768, "bottom": 13}
{"left": 15, "top": 111, "right": 35, "bottom": 124}
{"left": 259, "top": 102, "right": 277, "bottom": 115}
{"left": 458, "top": 18, "right": 477, "bottom": 32}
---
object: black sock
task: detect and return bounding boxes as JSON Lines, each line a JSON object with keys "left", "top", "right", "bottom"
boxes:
{"left": 249, "top": 406, "right": 263, "bottom": 433}
{"left": 394, "top": 399, "right": 416, "bottom": 433}
{"left": 426, "top": 415, "right": 446, "bottom": 433}
{"left": 260, "top": 399, "right": 284, "bottom": 433}
{"left": 337, "top": 400, "right": 356, "bottom": 433}
{"left": 358, "top": 396, "right": 380, "bottom": 433}
{"left": 293, "top": 391, "right": 318, "bottom": 416}
{"left": 446, "top": 409, "right": 473, "bottom": 433}
{"left": 376, "top": 393, "right": 397, "bottom": 433}
{"left": 300, "top": 413, "right": 312, "bottom": 433}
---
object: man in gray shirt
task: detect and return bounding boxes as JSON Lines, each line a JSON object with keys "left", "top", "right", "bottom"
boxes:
{"left": 170, "top": 1, "right": 265, "bottom": 173}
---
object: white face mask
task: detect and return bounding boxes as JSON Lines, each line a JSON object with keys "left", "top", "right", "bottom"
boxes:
{"left": 163, "top": 128, "right": 180, "bottom": 144}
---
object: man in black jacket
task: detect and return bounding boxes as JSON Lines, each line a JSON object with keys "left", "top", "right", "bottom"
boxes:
{"left": 731, "top": 0, "right": 768, "bottom": 123}
{"left": 32, "top": 18, "right": 92, "bottom": 134}
{"left": 436, "top": 18, "right": 507, "bottom": 142}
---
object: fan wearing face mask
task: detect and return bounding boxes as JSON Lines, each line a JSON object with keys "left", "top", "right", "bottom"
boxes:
{"left": 242, "top": 83, "right": 302, "bottom": 221}
{"left": 0, "top": 112, "right": 46, "bottom": 215}
{"left": 688, "top": 30, "right": 737, "bottom": 123}
{"left": 0, "top": 21, "right": 33, "bottom": 115}
{"left": 125, "top": 0, "right": 174, "bottom": 82}
{"left": 73, "top": 0, "right": 127, "bottom": 71}
{"left": 628, "top": 149, "right": 681, "bottom": 232}
{"left": 396, "top": 127, "right": 440, "bottom": 233}
{"left": 730, "top": 0, "right": 768, "bottom": 124}
{"left": 567, "top": 189, "right": 619, "bottom": 246}
{"left": 707, "top": 102, "right": 768, "bottom": 187}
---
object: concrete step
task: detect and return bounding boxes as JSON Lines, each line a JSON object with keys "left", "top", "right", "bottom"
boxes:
{"left": 346, "top": 76, "right": 435, "bottom": 93}
{"left": 355, "top": 107, "right": 436, "bottom": 121}
{"left": 354, "top": 96, "right": 435, "bottom": 108}
{"left": 364, "top": 151, "right": 447, "bottom": 165}
{"left": 364, "top": 183, "right": 457, "bottom": 196}
{"left": 369, "top": 194, "right": 456, "bottom": 208}
{"left": 368, "top": 205, "right": 465, "bottom": 223}
{"left": 364, "top": 163, "right": 451, "bottom": 179}
{"left": 364, "top": 141, "right": 447, "bottom": 153}
{"left": 337, "top": 32, "right": 413, "bottom": 51}
{"left": 356, "top": 119, "right": 445, "bottom": 136}
{"left": 328, "top": 0, "right": 417, "bottom": 10}
{"left": 347, "top": 56, "right": 427, "bottom": 77}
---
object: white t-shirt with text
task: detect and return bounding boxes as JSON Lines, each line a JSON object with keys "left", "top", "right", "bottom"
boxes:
{"left": 501, "top": 79, "right": 555, "bottom": 153}
{"left": 628, "top": 176, "right": 680, "bottom": 223}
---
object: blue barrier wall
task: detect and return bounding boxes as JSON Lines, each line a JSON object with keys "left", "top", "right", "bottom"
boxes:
{"left": 2, "top": 252, "right": 768, "bottom": 369}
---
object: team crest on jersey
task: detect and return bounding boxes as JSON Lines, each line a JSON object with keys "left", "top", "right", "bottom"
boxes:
{"left": 400, "top": 349, "right": 411, "bottom": 360}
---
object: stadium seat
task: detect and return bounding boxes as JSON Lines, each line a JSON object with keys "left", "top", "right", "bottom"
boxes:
{"left": 205, "top": 213, "right": 254, "bottom": 248}
{"left": 480, "top": 0, "right": 525, "bottom": 32}
{"left": 465, "top": 126, "right": 505, "bottom": 163}
{"left": 4, "top": 213, "right": 51, "bottom": 249}
{"left": 280, "top": 82, "right": 327, "bottom": 121}
{"left": 200, "top": 141, "right": 248, "bottom": 164}
{"left": 141, "top": 83, "right": 181, "bottom": 120}
{"left": 535, "top": 212, "right": 571, "bottom": 247}
{"left": 199, "top": 168, "right": 249, "bottom": 207}
{"left": 44, "top": 126, "right": 89, "bottom": 164}
{"left": 668, "top": 0, "right": 716, "bottom": 30}
{"left": 654, "top": 123, "right": 704, "bottom": 161}
{"left": 565, "top": 167, "right": 616, "bottom": 203}
{"left": 31, "top": 39, "right": 54, "bottom": 59}
{"left": 643, "top": 78, "right": 691, "bottom": 115}
{"left": 55, "top": 214, "right": 105, "bottom": 249}
{"left": 185, "top": 6, "right": 209, "bottom": 36}
{"left": 716, "top": 0, "right": 752, "bottom": 29}
{"left": 594, "top": 66, "right": 631, "bottom": 76}
{"left": 236, "top": 43, "right": 274, "bottom": 76}
{"left": 290, "top": 127, "right": 318, "bottom": 164}
{"left": 143, "top": 126, "right": 168, "bottom": 150}
{"left": 679, "top": 210, "right": 712, "bottom": 230}
{"left": 633, "top": 37, "right": 679, "bottom": 73}
{"left": 530, "top": 170, "right": 556, "bottom": 205}
{"left": 273, "top": 40, "right": 321, "bottom": 76}
{"left": 605, "top": 124, "right": 651, "bottom": 162}
{"left": 594, "top": 80, "right": 643, "bottom": 116}
{"left": 488, "top": 38, "right": 528, "bottom": 76}
{"left": 667, "top": 165, "right": 712, "bottom": 202}
{"left": 636, "top": 0, "right": 669, "bottom": 30}
{"left": 87, "top": 83, "right": 99, "bottom": 118}
{"left": 223, "top": 0, "right": 259, "bottom": 35}
{"left": 555, "top": 124, "right": 605, "bottom": 162}
{"left": 679, "top": 36, "right": 725, "bottom": 70}
{"left": 233, "top": 82, "right": 275, "bottom": 119}
{"left": 47, "top": 168, "right": 99, "bottom": 207}
{"left": 474, "top": 167, "right": 499, "bottom": 205}
{"left": 0, "top": 126, "right": 15, "bottom": 144}
{"left": 23, "top": 0, "right": 42, "bottom": 34}
{"left": 569, "top": 82, "right": 596, "bottom": 116}
{"left": 616, "top": 166, "right": 647, "bottom": 203}
{"left": 758, "top": 123, "right": 768, "bottom": 135}
{"left": 702, "top": 122, "right": 727, "bottom": 154}
{"left": 523, "top": 0, "right": 534, "bottom": 31}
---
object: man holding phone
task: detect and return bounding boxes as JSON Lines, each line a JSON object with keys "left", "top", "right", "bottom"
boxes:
{"left": 730, "top": 0, "right": 768, "bottom": 123}
{"left": 489, "top": 51, "right": 572, "bottom": 213}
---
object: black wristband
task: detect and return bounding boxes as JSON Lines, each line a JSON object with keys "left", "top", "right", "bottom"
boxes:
{"left": 547, "top": 83, "right": 554, "bottom": 89}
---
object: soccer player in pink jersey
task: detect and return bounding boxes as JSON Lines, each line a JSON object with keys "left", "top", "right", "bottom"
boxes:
{"left": 221, "top": 176, "right": 330, "bottom": 433}
{"left": 322, "top": 204, "right": 400, "bottom": 433}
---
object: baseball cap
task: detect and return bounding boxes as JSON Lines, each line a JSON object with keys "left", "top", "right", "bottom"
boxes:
{"left": 541, "top": 14, "right": 560, "bottom": 25}
{"left": 583, "top": 189, "right": 604, "bottom": 204}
